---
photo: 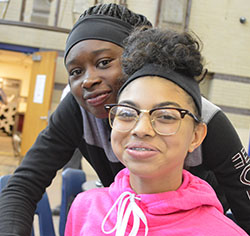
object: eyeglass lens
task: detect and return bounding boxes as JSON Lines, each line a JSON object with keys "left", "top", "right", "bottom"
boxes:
{"left": 109, "top": 106, "right": 182, "bottom": 135}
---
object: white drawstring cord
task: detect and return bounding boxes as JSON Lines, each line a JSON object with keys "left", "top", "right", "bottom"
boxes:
{"left": 101, "top": 191, "right": 148, "bottom": 236}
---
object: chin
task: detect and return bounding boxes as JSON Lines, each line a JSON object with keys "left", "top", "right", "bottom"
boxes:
{"left": 80, "top": 103, "right": 108, "bottom": 119}
{"left": 127, "top": 164, "right": 154, "bottom": 177}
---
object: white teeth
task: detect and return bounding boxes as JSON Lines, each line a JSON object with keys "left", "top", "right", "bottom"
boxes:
{"left": 131, "top": 147, "right": 152, "bottom": 151}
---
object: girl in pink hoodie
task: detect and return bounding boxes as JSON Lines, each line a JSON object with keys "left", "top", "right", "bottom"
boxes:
{"left": 65, "top": 27, "right": 247, "bottom": 236}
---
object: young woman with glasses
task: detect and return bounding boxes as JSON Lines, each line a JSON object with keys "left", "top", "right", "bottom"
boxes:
{"left": 65, "top": 27, "right": 247, "bottom": 236}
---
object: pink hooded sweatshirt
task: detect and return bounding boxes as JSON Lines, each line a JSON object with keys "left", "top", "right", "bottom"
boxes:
{"left": 65, "top": 168, "right": 247, "bottom": 235}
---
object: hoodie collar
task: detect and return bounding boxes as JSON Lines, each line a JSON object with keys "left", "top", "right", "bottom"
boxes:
{"left": 108, "top": 168, "right": 223, "bottom": 216}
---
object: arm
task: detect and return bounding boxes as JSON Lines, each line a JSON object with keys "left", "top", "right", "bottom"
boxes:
{"left": 202, "top": 110, "right": 250, "bottom": 234}
{"left": 0, "top": 93, "right": 83, "bottom": 235}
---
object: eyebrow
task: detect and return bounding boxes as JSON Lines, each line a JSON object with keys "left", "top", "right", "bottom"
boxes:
{"left": 157, "top": 101, "right": 181, "bottom": 108}
{"left": 91, "top": 48, "right": 112, "bottom": 55}
{"left": 119, "top": 101, "right": 137, "bottom": 107}
{"left": 65, "top": 48, "right": 112, "bottom": 68}
{"left": 119, "top": 100, "right": 181, "bottom": 108}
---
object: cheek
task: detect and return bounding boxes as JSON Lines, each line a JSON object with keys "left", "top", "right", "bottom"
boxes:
{"left": 110, "top": 73, "right": 122, "bottom": 90}
{"left": 163, "top": 128, "right": 194, "bottom": 154}
{"left": 111, "top": 131, "right": 126, "bottom": 161}
{"left": 174, "top": 128, "right": 196, "bottom": 153}
{"left": 108, "top": 63, "right": 123, "bottom": 83}
{"left": 69, "top": 79, "right": 81, "bottom": 94}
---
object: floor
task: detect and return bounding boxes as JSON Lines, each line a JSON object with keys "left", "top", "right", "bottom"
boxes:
{"left": 0, "top": 134, "right": 98, "bottom": 236}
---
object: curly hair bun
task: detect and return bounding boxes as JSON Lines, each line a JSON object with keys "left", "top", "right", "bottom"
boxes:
{"left": 122, "top": 27, "right": 204, "bottom": 79}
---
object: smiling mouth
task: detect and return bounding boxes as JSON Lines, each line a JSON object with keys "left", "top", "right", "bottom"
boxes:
{"left": 126, "top": 146, "right": 158, "bottom": 159}
{"left": 86, "top": 92, "right": 111, "bottom": 106}
{"left": 130, "top": 147, "right": 154, "bottom": 151}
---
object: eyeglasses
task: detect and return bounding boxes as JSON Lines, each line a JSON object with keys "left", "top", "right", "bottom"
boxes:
{"left": 104, "top": 104, "right": 201, "bottom": 136}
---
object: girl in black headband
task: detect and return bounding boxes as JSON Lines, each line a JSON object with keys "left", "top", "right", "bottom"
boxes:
{"left": 65, "top": 27, "right": 247, "bottom": 236}
{"left": 0, "top": 3, "right": 249, "bottom": 235}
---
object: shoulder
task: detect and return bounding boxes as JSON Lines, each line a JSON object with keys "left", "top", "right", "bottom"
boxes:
{"left": 201, "top": 97, "right": 221, "bottom": 124}
{"left": 72, "top": 188, "right": 110, "bottom": 208}
{"left": 201, "top": 97, "right": 238, "bottom": 132}
{"left": 69, "top": 188, "right": 112, "bottom": 219}
{"left": 199, "top": 207, "right": 248, "bottom": 235}
{"left": 45, "top": 92, "right": 83, "bottom": 146}
{"left": 57, "top": 92, "right": 80, "bottom": 115}
{"left": 201, "top": 97, "right": 242, "bottom": 147}
{"left": 60, "top": 84, "right": 70, "bottom": 101}
{"left": 51, "top": 92, "right": 82, "bottom": 128}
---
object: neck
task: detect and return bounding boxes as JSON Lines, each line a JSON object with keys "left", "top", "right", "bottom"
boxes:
{"left": 129, "top": 168, "right": 183, "bottom": 194}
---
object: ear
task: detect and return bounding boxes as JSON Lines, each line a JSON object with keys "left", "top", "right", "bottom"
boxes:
{"left": 188, "top": 123, "right": 207, "bottom": 153}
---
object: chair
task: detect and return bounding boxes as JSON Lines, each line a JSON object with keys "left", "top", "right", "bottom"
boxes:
{"left": 59, "top": 168, "right": 86, "bottom": 236}
{"left": 0, "top": 174, "right": 55, "bottom": 236}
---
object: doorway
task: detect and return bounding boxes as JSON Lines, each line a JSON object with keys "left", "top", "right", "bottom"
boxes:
{"left": 0, "top": 49, "right": 57, "bottom": 158}
{"left": 0, "top": 77, "right": 22, "bottom": 136}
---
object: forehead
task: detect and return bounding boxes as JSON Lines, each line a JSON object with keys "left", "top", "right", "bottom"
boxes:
{"left": 65, "top": 39, "right": 123, "bottom": 65}
{"left": 119, "top": 76, "right": 191, "bottom": 107}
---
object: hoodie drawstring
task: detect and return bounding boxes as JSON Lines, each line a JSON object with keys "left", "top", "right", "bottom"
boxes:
{"left": 101, "top": 191, "right": 148, "bottom": 236}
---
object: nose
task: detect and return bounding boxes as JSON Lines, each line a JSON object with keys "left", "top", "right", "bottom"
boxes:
{"left": 81, "top": 67, "right": 102, "bottom": 89}
{"left": 131, "top": 113, "right": 156, "bottom": 138}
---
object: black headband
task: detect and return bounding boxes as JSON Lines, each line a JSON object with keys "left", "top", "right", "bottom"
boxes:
{"left": 64, "top": 15, "right": 133, "bottom": 62}
{"left": 118, "top": 64, "right": 202, "bottom": 115}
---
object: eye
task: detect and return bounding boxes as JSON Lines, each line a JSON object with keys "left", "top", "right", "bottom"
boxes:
{"left": 97, "top": 59, "right": 113, "bottom": 69}
{"left": 115, "top": 107, "right": 137, "bottom": 121}
{"left": 153, "top": 110, "right": 180, "bottom": 124}
{"left": 69, "top": 68, "right": 83, "bottom": 78}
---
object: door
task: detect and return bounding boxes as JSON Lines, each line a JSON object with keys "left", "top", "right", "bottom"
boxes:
{"left": 20, "top": 51, "right": 57, "bottom": 156}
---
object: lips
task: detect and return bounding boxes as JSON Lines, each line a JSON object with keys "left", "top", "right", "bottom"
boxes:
{"left": 84, "top": 91, "right": 111, "bottom": 107}
{"left": 126, "top": 142, "right": 159, "bottom": 159}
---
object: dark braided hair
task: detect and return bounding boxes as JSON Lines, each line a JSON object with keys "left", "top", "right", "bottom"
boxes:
{"left": 80, "top": 3, "right": 152, "bottom": 28}
{"left": 122, "top": 27, "right": 204, "bottom": 80}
